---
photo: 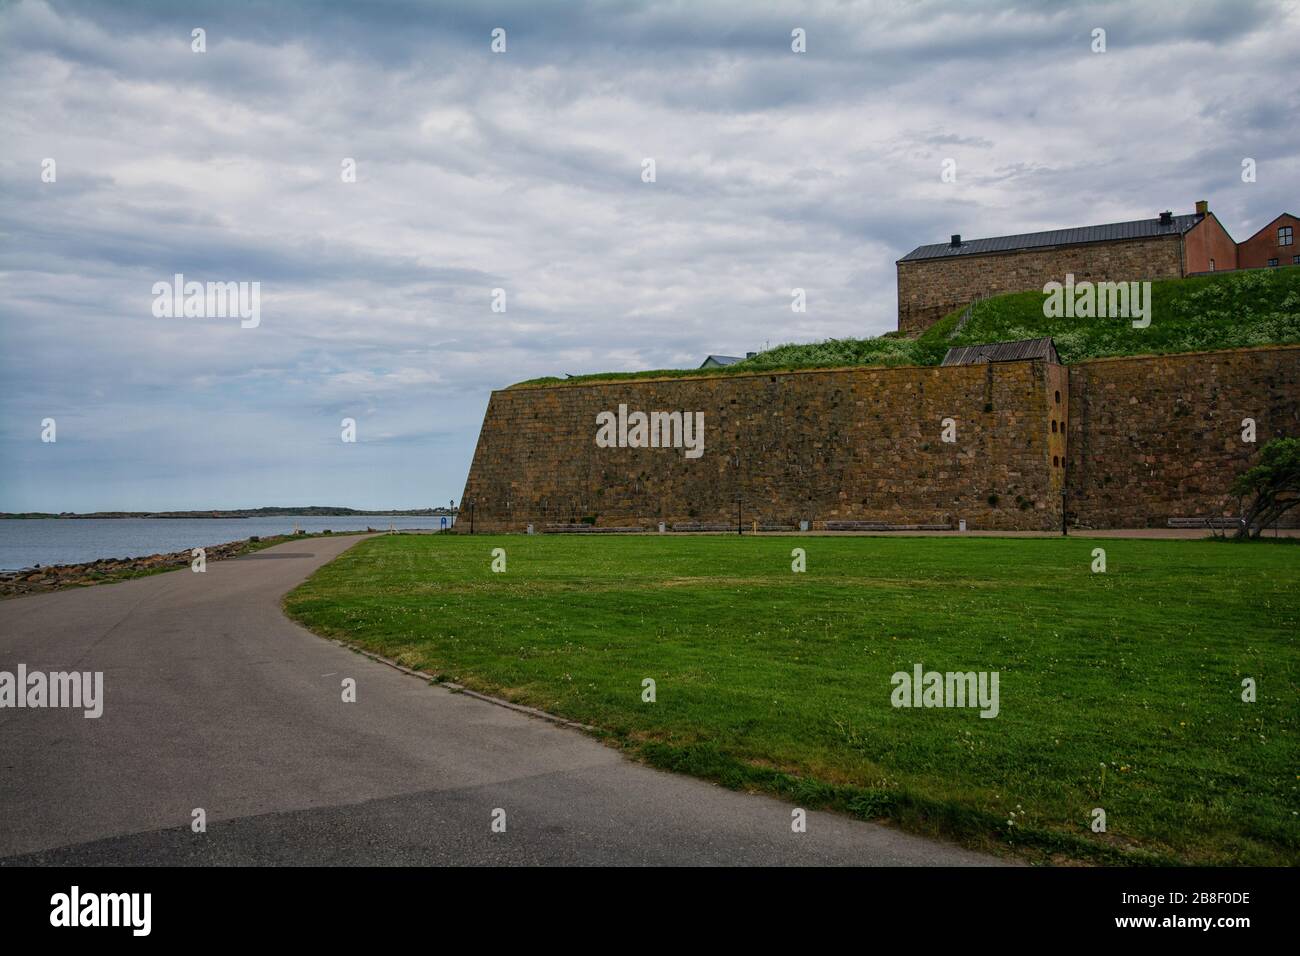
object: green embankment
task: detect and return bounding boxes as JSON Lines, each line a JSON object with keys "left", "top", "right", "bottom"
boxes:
{"left": 514, "top": 267, "right": 1300, "bottom": 388}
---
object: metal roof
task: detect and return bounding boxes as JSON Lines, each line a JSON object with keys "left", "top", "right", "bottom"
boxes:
{"left": 941, "top": 338, "right": 1061, "bottom": 366}
{"left": 699, "top": 354, "right": 744, "bottom": 367}
{"left": 899, "top": 214, "right": 1202, "bottom": 263}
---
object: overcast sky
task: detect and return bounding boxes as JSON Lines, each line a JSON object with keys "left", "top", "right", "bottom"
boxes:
{"left": 2, "top": 0, "right": 1297, "bottom": 511}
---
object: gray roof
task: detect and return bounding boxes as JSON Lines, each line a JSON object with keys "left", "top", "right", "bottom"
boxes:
{"left": 899, "top": 213, "right": 1202, "bottom": 263}
{"left": 941, "top": 338, "right": 1061, "bottom": 367}
{"left": 699, "top": 354, "right": 744, "bottom": 367}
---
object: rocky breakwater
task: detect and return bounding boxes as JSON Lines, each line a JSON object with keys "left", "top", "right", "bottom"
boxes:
{"left": 0, "top": 537, "right": 267, "bottom": 599}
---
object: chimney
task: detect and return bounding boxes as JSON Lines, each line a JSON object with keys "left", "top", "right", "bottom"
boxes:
{"left": 1195, "top": 200, "right": 1209, "bottom": 216}
{"left": 950, "top": 234, "right": 962, "bottom": 247}
{"left": 1159, "top": 210, "right": 1173, "bottom": 226}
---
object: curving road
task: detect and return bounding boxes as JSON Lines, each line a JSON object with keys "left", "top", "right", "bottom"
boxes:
{"left": 0, "top": 534, "right": 1002, "bottom": 866}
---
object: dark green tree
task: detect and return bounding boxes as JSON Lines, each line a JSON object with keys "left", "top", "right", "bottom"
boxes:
{"left": 1231, "top": 437, "right": 1300, "bottom": 538}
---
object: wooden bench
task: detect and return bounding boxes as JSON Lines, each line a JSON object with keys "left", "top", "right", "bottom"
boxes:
{"left": 823, "top": 521, "right": 954, "bottom": 532}
{"left": 543, "top": 524, "right": 644, "bottom": 534}
{"left": 1166, "top": 516, "right": 1241, "bottom": 529}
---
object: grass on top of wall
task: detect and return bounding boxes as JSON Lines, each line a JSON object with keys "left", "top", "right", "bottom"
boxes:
{"left": 512, "top": 266, "right": 1300, "bottom": 388}
{"left": 284, "top": 532, "right": 1300, "bottom": 866}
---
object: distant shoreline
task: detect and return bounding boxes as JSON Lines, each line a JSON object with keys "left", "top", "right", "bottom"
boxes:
{"left": 1, "top": 508, "right": 457, "bottom": 520}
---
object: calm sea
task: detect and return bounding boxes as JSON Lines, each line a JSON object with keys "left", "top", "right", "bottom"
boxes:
{"left": 0, "top": 515, "right": 454, "bottom": 570}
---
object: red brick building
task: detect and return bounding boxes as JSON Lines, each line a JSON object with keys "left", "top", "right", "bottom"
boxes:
{"left": 1236, "top": 213, "right": 1299, "bottom": 270}
{"left": 1183, "top": 201, "right": 1239, "bottom": 274}
{"left": 895, "top": 201, "right": 1287, "bottom": 334}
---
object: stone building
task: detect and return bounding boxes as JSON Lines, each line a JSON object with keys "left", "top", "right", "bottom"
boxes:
{"left": 895, "top": 201, "right": 1237, "bottom": 334}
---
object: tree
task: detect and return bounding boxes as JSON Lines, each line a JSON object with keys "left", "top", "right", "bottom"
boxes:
{"left": 1230, "top": 437, "right": 1300, "bottom": 538}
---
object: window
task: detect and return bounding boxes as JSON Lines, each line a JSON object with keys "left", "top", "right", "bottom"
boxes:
{"left": 1294, "top": 255, "right": 1300, "bottom": 265}
{"left": 1209, "top": 258, "right": 1216, "bottom": 271}
{"left": 1280, "top": 226, "right": 1294, "bottom": 246}
{"left": 1268, "top": 258, "right": 1279, "bottom": 267}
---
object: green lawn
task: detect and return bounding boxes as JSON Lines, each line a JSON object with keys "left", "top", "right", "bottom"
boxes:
{"left": 284, "top": 533, "right": 1300, "bottom": 865}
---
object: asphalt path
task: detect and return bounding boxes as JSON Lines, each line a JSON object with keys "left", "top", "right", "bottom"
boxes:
{"left": 0, "top": 534, "right": 1003, "bottom": 866}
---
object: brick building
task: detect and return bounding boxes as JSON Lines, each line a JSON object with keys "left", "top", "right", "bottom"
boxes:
{"left": 896, "top": 201, "right": 1240, "bottom": 334}
{"left": 1236, "top": 213, "right": 1299, "bottom": 270}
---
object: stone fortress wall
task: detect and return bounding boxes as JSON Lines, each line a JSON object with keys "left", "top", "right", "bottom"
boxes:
{"left": 457, "top": 345, "right": 1300, "bottom": 532}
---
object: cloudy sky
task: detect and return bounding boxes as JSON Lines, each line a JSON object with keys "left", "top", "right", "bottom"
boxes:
{"left": 2, "top": 0, "right": 1297, "bottom": 512}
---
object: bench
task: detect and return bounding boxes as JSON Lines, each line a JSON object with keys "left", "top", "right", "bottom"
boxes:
{"left": 822, "top": 521, "right": 954, "bottom": 532}
{"left": 543, "top": 524, "right": 645, "bottom": 534}
{"left": 1166, "top": 516, "right": 1241, "bottom": 529}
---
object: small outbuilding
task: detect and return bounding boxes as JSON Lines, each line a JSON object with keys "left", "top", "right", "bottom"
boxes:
{"left": 699, "top": 352, "right": 757, "bottom": 369}
{"left": 941, "top": 337, "right": 1061, "bottom": 367}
